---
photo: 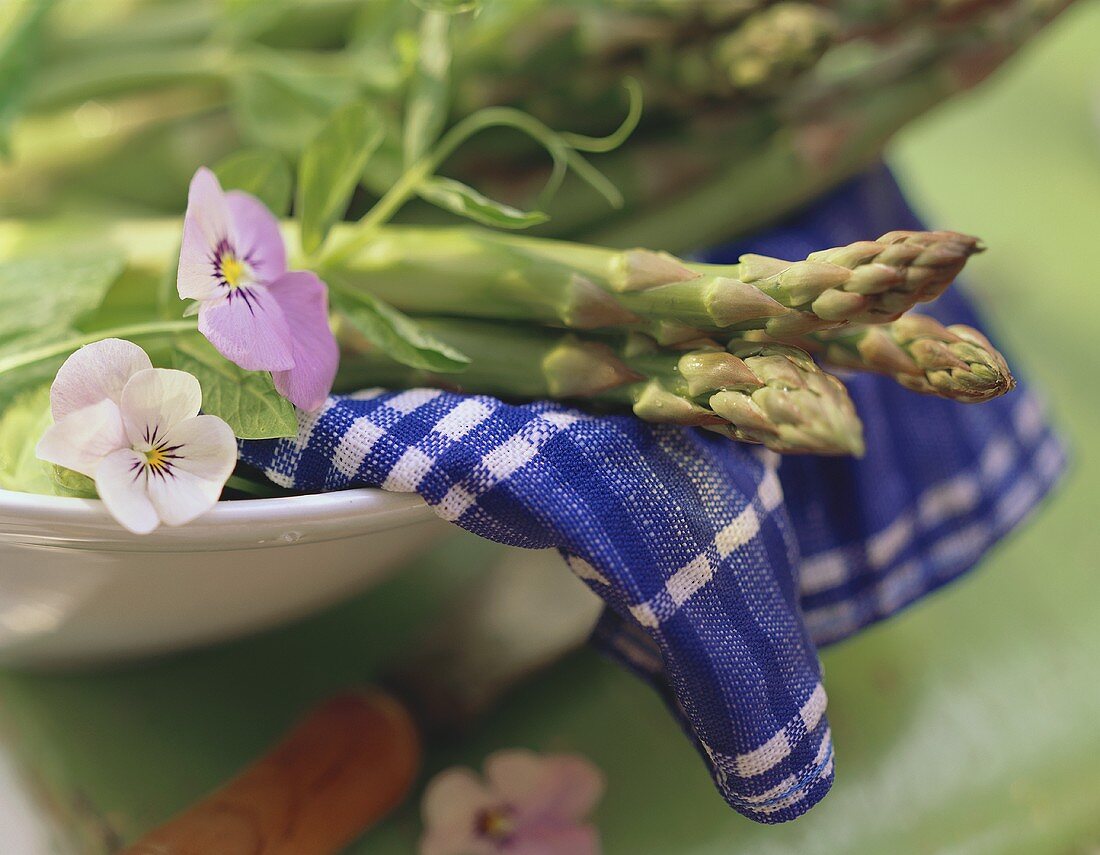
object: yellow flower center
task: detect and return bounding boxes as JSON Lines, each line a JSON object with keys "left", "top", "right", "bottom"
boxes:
{"left": 220, "top": 254, "right": 247, "bottom": 289}
{"left": 144, "top": 447, "right": 170, "bottom": 470}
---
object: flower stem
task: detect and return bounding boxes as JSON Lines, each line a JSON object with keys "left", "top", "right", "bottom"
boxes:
{"left": 0, "top": 320, "right": 196, "bottom": 377}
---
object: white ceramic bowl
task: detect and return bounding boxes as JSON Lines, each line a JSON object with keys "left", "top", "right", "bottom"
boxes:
{"left": 0, "top": 487, "right": 451, "bottom": 670}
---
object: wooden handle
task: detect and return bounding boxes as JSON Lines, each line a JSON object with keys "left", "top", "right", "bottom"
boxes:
{"left": 122, "top": 691, "right": 421, "bottom": 855}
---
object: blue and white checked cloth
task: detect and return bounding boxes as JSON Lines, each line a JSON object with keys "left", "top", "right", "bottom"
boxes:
{"left": 240, "top": 166, "right": 1065, "bottom": 823}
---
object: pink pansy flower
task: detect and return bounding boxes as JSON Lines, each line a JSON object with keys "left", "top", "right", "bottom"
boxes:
{"left": 178, "top": 167, "right": 338, "bottom": 412}
{"left": 36, "top": 339, "right": 237, "bottom": 535}
{"left": 420, "top": 750, "right": 605, "bottom": 855}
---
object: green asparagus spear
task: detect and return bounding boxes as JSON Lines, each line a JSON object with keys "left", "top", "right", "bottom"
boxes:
{"left": 469, "top": 0, "right": 1075, "bottom": 248}
{"left": 453, "top": 0, "right": 836, "bottom": 120}
{"left": 335, "top": 315, "right": 864, "bottom": 455}
{"left": 326, "top": 226, "right": 982, "bottom": 338}
{"left": 0, "top": 211, "right": 978, "bottom": 343}
{"left": 801, "top": 314, "right": 1016, "bottom": 402}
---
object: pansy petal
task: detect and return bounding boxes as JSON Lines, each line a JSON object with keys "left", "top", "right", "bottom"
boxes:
{"left": 36, "top": 399, "right": 127, "bottom": 479}
{"left": 160, "top": 415, "right": 238, "bottom": 483}
{"left": 267, "top": 271, "right": 339, "bottom": 411}
{"left": 95, "top": 449, "right": 160, "bottom": 535}
{"left": 226, "top": 190, "right": 287, "bottom": 283}
{"left": 178, "top": 216, "right": 224, "bottom": 302}
{"left": 145, "top": 462, "right": 228, "bottom": 527}
{"left": 485, "top": 752, "right": 604, "bottom": 824}
{"left": 420, "top": 768, "right": 500, "bottom": 854}
{"left": 50, "top": 339, "right": 152, "bottom": 420}
{"left": 509, "top": 825, "right": 600, "bottom": 855}
{"left": 179, "top": 167, "right": 232, "bottom": 301}
{"left": 484, "top": 749, "right": 543, "bottom": 800}
{"left": 197, "top": 286, "right": 295, "bottom": 372}
{"left": 119, "top": 368, "right": 202, "bottom": 445}
{"left": 421, "top": 768, "right": 496, "bottom": 832}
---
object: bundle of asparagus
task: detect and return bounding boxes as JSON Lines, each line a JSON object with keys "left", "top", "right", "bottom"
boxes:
{"left": 337, "top": 316, "right": 868, "bottom": 455}
{"left": 0, "top": 0, "right": 1052, "bottom": 510}
{"left": 0, "top": 208, "right": 1010, "bottom": 465}
{"left": 2, "top": 0, "right": 1072, "bottom": 245}
{"left": 322, "top": 224, "right": 1010, "bottom": 455}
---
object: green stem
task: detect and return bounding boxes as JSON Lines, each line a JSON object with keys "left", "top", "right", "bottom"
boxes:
{"left": 320, "top": 107, "right": 557, "bottom": 267}
{"left": 320, "top": 101, "right": 628, "bottom": 268}
{"left": 0, "top": 321, "right": 196, "bottom": 377}
{"left": 224, "top": 474, "right": 292, "bottom": 499}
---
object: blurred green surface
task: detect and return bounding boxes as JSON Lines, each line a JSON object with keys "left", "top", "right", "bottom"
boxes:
{"left": 2, "top": 4, "right": 1100, "bottom": 853}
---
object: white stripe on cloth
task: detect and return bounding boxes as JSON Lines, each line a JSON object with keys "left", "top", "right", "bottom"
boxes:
{"left": 333, "top": 418, "right": 387, "bottom": 479}
{"left": 261, "top": 398, "right": 339, "bottom": 487}
{"left": 803, "top": 431, "right": 1064, "bottom": 641}
{"left": 704, "top": 682, "right": 828, "bottom": 781}
{"left": 628, "top": 464, "right": 784, "bottom": 629}
{"left": 385, "top": 388, "right": 443, "bottom": 414}
{"left": 382, "top": 447, "right": 436, "bottom": 492}
{"left": 388, "top": 395, "right": 494, "bottom": 492}
{"left": 565, "top": 554, "right": 612, "bottom": 586}
{"left": 742, "top": 727, "right": 835, "bottom": 816}
{"left": 332, "top": 389, "right": 432, "bottom": 480}
{"left": 799, "top": 394, "right": 1052, "bottom": 597}
{"left": 435, "top": 410, "right": 580, "bottom": 522}
{"left": 707, "top": 722, "right": 833, "bottom": 816}
{"left": 432, "top": 398, "right": 493, "bottom": 440}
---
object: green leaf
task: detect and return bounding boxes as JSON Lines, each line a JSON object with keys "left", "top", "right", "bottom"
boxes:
{"left": 297, "top": 100, "right": 385, "bottom": 255}
{"left": 0, "top": 329, "right": 74, "bottom": 414}
{"left": 80, "top": 268, "right": 163, "bottom": 331}
{"left": 419, "top": 176, "right": 548, "bottom": 229}
{"left": 0, "top": 248, "right": 125, "bottom": 345}
{"left": 48, "top": 464, "right": 97, "bottom": 498}
{"left": 172, "top": 335, "right": 298, "bottom": 439}
{"left": 230, "top": 62, "right": 353, "bottom": 156}
{"left": 213, "top": 148, "right": 293, "bottom": 216}
{"left": 403, "top": 10, "right": 451, "bottom": 167}
{"left": 0, "top": 384, "right": 53, "bottom": 494}
{"left": 331, "top": 289, "right": 469, "bottom": 374}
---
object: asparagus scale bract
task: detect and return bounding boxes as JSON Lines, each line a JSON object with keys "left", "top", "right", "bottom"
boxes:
{"left": 326, "top": 226, "right": 982, "bottom": 340}
{"left": 803, "top": 314, "right": 1016, "bottom": 402}
{"left": 335, "top": 317, "right": 864, "bottom": 456}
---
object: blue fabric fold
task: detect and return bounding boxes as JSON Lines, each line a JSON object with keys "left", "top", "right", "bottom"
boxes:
{"left": 240, "top": 166, "right": 1064, "bottom": 823}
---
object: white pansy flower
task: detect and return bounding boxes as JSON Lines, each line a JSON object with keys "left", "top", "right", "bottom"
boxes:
{"left": 36, "top": 339, "right": 237, "bottom": 534}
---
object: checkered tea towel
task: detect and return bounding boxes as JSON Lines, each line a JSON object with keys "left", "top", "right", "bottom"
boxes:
{"left": 239, "top": 167, "right": 1065, "bottom": 823}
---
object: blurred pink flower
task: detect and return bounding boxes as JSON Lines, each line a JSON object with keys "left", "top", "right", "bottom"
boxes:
{"left": 419, "top": 749, "right": 605, "bottom": 855}
{"left": 177, "top": 167, "right": 338, "bottom": 411}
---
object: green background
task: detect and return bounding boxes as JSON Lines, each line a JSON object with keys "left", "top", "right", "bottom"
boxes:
{"left": 2, "top": 3, "right": 1099, "bottom": 853}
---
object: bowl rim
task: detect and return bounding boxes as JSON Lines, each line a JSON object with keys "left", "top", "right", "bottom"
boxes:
{"left": 0, "top": 485, "right": 438, "bottom": 551}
